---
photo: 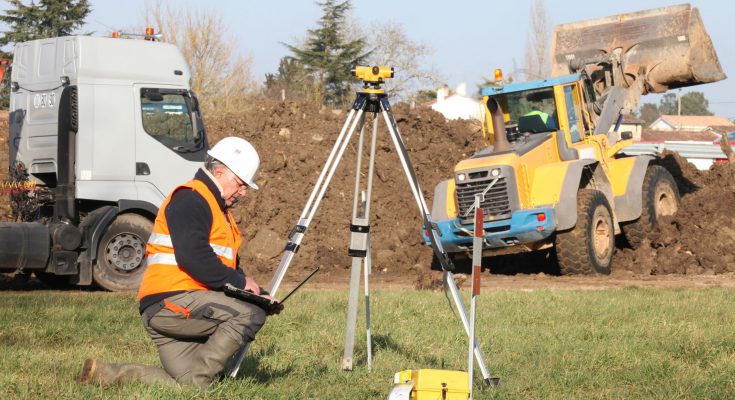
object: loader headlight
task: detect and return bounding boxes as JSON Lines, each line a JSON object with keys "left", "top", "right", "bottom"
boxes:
{"left": 457, "top": 173, "right": 467, "bottom": 182}
{"left": 490, "top": 168, "right": 501, "bottom": 177}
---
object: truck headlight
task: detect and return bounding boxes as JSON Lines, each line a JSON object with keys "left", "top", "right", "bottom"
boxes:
{"left": 490, "top": 168, "right": 501, "bottom": 177}
{"left": 457, "top": 173, "right": 467, "bottom": 182}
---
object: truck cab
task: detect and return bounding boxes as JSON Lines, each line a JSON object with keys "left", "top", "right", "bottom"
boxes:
{"left": 4, "top": 35, "right": 207, "bottom": 290}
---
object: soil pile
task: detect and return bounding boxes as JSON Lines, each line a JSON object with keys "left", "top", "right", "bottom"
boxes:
{"left": 202, "top": 100, "right": 480, "bottom": 280}
{"left": 613, "top": 152, "right": 735, "bottom": 275}
{"left": 1, "top": 102, "right": 733, "bottom": 280}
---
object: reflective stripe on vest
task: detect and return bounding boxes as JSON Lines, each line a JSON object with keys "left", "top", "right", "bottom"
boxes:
{"left": 148, "top": 232, "right": 235, "bottom": 260}
{"left": 146, "top": 253, "right": 178, "bottom": 266}
{"left": 138, "top": 178, "right": 242, "bottom": 301}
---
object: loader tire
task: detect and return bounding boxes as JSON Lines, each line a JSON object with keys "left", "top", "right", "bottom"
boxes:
{"left": 555, "top": 189, "right": 613, "bottom": 275}
{"left": 94, "top": 213, "right": 152, "bottom": 292}
{"left": 622, "top": 165, "right": 679, "bottom": 249}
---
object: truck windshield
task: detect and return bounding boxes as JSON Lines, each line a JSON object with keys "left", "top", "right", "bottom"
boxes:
{"left": 501, "top": 87, "right": 559, "bottom": 133}
{"left": 141, "top": 89, "right": 200, "bottom": 151}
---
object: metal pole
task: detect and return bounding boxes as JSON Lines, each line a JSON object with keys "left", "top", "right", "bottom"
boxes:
{"left": 469, "top": 195, "right": 484, "bottom": 399}
{"left": 378, "top": 96, "right": 498, "bottom": 385}
{"left": 344, "top": 111, "right": 379, "bottom": 371}
{"left": 364, "top": 236, "right": 373, "bottom": 372}
{"left": 342, "top": 114, "right": 368, "bottom": 371}
{"left": 363, "top": 114, "right": 380, "bottom": 372}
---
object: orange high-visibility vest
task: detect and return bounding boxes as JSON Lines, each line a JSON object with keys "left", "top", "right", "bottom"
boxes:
{"left": 138, "top": 179, "right": 242, "bottom": 300}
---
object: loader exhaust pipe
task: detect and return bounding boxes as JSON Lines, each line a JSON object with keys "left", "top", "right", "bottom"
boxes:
{"left": 487, "top": 98, "right": 510, "bottom": 152}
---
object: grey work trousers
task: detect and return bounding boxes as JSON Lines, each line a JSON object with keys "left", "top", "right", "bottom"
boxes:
{"left": 141, "top": 290, "right": 266, "bottom": 380}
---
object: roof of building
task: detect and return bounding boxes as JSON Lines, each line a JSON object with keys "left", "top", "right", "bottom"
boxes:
{"left": 656, "top": 115, "right": 735, "bottom": 128}
{"left": 621, "top": 114, "right": 644, "bottom": 124}
{"left": 641, "top": 129, "right": 721, "bottom": 142}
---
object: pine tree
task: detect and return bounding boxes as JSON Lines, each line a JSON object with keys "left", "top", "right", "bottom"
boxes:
{"left": 284, "top": 0, "right": 369, "bottom": 106}
{"left": 0, "top": 0, "right": 91, "bottom": 50}
{"left": 264, "top": 58, "right": 314, "bottom": 101}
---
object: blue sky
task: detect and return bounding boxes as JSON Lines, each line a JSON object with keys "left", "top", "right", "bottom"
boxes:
{"left": 7, "top": 0, "right": 735, "bottom": 118}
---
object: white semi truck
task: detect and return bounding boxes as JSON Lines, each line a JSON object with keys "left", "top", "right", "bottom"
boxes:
{"left": 2, "top": 34, "right": 207, "bottom": 291}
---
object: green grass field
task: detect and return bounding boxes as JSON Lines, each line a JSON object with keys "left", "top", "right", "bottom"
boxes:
{"left": 1, "top": 287, "right": 734, "bottom": 399}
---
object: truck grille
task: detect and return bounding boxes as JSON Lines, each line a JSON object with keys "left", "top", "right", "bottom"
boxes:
{"left": 456, "top": 177, "right": 511, "bottom": 222}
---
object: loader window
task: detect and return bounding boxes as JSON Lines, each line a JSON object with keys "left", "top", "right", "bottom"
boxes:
{"left": 563, "top": 85, "right": 583, "bottom": 143}
{"left": 504, "top": 88, "right": 559, "bottom": 134}
{"left": 141, "top": 89, "right": 198, "bottom": 150}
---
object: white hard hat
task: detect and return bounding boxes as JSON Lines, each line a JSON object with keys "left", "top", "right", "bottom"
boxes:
{"left": 207, "top": 137, "right": 260, "bottom": 190}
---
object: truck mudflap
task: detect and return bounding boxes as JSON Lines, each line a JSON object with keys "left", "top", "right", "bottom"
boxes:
{"left": 423, "top": 207, "right": 555, "bottom": 253}
{"left": 551, "top": 4, "right": 726, "bottom": 93}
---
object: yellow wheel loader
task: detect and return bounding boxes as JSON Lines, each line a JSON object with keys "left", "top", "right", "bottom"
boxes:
{"left": 425, "top": 4, "right": 726, "bottom": 274}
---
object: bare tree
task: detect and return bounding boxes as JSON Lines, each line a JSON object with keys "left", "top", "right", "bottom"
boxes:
{"left": 522, "top": 0, "right": 551, "bottom": 81}
{"left": 346, "top": 19, "right": 441, "bottom": 101}
{"left": 143, "top": 1, "right": 258, "bottom": 114}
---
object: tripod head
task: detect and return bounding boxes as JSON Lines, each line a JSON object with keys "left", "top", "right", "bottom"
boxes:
{"left": 352, "top": 65, "right": 394, "bottom": 93}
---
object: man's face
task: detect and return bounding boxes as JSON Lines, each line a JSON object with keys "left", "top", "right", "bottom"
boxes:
{"left": 215, "top": 167, "right": 248, "bottom": 207}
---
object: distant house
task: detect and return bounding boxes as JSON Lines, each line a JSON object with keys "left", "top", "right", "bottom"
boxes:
{"left": 428, "top": 83, "right": 482, "bottom": 120}
{"left": 648, "top": 115, "right": 735, "bottom": 132}
{"left": 609, "top": 114, "right": 644, "bottom": 141}
{"left": 641, "top": 129, "right": 721, "bottom": 142}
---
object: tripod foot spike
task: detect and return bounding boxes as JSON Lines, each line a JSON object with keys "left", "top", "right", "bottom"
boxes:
{"left": 485, "top": 377, "right": 501, "bottom": 386}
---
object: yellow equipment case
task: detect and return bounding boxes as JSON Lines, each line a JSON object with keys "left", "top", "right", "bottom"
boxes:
{"left": 394, "top": 369, "right": 469, "bottom": 400}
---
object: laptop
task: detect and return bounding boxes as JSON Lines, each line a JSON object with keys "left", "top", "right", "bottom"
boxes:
{"left": 224, "top": 267, "right": 319, "bottom": 314}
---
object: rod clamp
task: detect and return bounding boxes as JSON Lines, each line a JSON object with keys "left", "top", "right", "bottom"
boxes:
{"left": 287, "top": 224, "right": 307, "bottom": 240}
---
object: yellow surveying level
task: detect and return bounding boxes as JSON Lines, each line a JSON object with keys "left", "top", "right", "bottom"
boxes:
{"left": 352, "top": 65, "right": 394, "bottom": 83}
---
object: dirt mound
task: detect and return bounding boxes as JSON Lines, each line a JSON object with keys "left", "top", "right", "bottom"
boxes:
{"left": 1, "top": 102, "right": 733, "bottom": 281}
{"left": 203, "top": 100, "right": 479, "bottom": 279}
{"left": 612, "top": 152, "right": 735, "bottom": 275}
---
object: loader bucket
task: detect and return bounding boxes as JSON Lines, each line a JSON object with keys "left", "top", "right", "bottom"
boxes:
{"left": 551, "top": 4, "right": 726, "bottom": 93}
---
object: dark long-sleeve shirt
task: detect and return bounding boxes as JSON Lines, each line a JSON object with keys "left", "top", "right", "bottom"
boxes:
{"left": 139, "top": 169, "right": 246, "bottom": 313}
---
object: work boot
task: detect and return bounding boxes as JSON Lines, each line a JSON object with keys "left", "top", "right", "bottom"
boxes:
{"left": 76, "top": 358, "right": 177, "bottom": 387}
{"left": 179, "top": 332, "right": 243, "bottom": 389}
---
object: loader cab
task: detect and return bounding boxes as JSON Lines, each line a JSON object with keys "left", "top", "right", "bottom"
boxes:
{"left": 482, "top": 74, "right": 594, "bottom": 148}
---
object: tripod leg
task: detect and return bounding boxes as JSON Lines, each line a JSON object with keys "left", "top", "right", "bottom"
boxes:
{"left": 343, "top": 113, "right": 368, "bottom": 371}
{"left": 229, "top": 98, "right": 368, "bottom": 379}
{"left": 268, "top": 105, "right": 367, "bottom": 295}
{"left": 364, "top": 235, "right": 372, "bottom": 372}
{"left": 344, "top": 111, "right": 379, "bottom": 372}
{"left": 342, "top": 255, "right": 362, "bottom": 371}
{"left": 378, "top": 98, "right": 498, "bottom": 385}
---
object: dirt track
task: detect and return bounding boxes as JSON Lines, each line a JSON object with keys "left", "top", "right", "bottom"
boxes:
{"left": 1, "top": 102, "right": 734, "bottom": 288}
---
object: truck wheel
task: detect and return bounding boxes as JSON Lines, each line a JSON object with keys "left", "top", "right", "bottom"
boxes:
{"left": 94, "top": 213, "right": 152, "bottom": 292}
{"left": 622, "top": 165, "right": 680, "bottom": 248}
{"left": 555, "top": 189, "right": 613, "bottom": 275}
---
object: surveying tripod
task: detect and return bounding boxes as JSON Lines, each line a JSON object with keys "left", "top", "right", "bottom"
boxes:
{"left": 227, "top": 66, "right": 497, "bottom": 385}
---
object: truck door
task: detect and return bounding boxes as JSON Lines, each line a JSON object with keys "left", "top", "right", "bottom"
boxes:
{"left": 133, "top": 86, "right": 207, "bottom": 208}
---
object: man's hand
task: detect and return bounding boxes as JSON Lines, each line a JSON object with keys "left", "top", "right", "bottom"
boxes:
{"left": 262, "top": 294, "right": 284, "bottom": 316}
{"left": 244, "top": 277, "right": 261, "bottom": 294}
